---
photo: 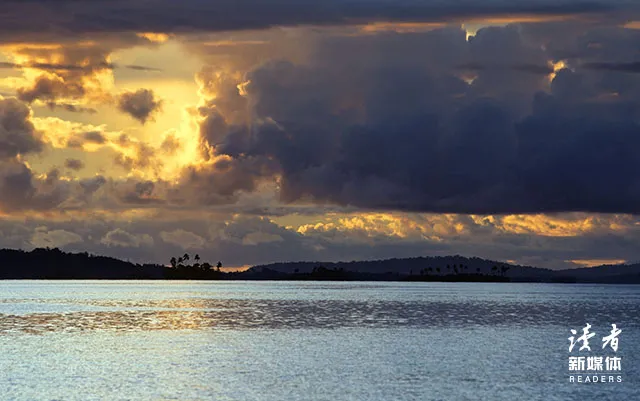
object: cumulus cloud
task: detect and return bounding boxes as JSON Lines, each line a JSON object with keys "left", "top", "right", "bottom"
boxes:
{"left": 4, "top": 36, "right": 161, "bottom": 121}
{"left": 2, "top": 12, "right": 640, "bottom": 268}
{"left": 186, "top": 23, "right": 640, "bottom": 214}
{"left": 0, "top": 209, "right": 638, "bottom": 269}
{"left": 160, "top": 229, "right": 206, "bottom": 249}
{"left": 31, "top": 228, "right": 83, "bottom": 248}
{"left": 0, "top": 98, "right": 42, "bottom": 160}
{"left": 113, "top": 180, "right": 164, "bottom": 205}
{"left": 100, "top": 228, "right": 154, "bottom": 248}
{"left": 117, "top": 89, "right": 163, "bottom": 124}
{"left": 0, "top": 161, "right": 70, "bottom": 212}
{"left": 79, "top": 176, "right": 107, "bottom": 195}
{"left": 17, "top": 75, "right": 86, "bottom": 104}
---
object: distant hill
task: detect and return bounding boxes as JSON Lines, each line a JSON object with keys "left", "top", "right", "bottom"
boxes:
{"left": 248, "top": 256, "right": 640, "bottom": 283}
{"left": 0, "top": 248, "right": 164, "bottom": 279}
{"left": 555, "top": 263, "right": 640, "bottom": 284}
{"left": 248, "top": 256, "right": 555, "bottom": 281}
{"left": 2, "top": 248, "right": 640, "bottom": 283}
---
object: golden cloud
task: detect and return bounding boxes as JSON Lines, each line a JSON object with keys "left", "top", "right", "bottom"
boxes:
{"left": 296, "top": 212, "right": 469, "bottom": 242}
{"left": 568, "top": 259, "right": 627, "bottom": 268}
{"left": 473, "top": 214, "right": 634, "bottom": 237}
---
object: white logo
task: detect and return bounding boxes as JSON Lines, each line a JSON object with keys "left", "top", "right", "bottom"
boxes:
{"left": 568, "top": 323, "right": 623, "bottom": 383}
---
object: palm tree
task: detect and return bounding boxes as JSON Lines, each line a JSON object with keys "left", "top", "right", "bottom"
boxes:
{"left": 183, "top": 253, "right": 190, "bottom": 263}
{"left": 216, "top": 261, "right": 222, "bottom": 271}
{"left": 194, "top": 254, "right": 200, "bottom": 263}
{"left": 170, "top": 257, "right": 177, "bottom": 268}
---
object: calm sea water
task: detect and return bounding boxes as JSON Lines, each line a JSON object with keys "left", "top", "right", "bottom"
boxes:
{"left": 0, "top": 281, "right": 638, "bottom": 400}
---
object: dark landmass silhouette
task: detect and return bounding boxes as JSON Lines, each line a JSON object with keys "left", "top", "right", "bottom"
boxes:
{"left": 1, "top": 248, "right": 640, "bottom": 283}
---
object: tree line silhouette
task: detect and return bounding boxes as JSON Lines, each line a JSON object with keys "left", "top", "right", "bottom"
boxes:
{"left": 166, "top": 253, "right": 224, "bottom": 279}
{"left": 0, "top": 248, "right": 229, "bottom": 280}
{"left": 0, "top": 248, "right": 520, "bottom": 281}
{"left": 406, "top": 263, "right": 510, "bottom": 282}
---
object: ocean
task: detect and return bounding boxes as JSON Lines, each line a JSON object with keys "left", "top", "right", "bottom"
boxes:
{"left": 1, "top": 281, "right": 638, "bottom": 400}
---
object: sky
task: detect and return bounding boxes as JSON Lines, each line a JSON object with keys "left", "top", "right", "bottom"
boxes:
{"left": 1, "top": 0, "right": 640, "bottom": 269}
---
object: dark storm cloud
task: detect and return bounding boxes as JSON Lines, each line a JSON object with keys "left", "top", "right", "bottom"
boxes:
{"left": 582, "top": 62, "right": 640, "bottom": 73}
{"left": 0, "top": 98, "right": 71, "bottom": 212}
{"left": 117, "top": 89, "right": 163, "bottom": 124}
{"left": 0, "top": 98, "right": 43, "bottom": 159}
{"left": 456, "top": 62, "right": 554, "bottom": 75}
{"left": 191, "top": 25, "right": 640, "bottom": 214}
{"left": 170, "top": 156, "right": 279, "bottom": 206}
{"left": 0, "top": 161, "right": 37, "bottom": 211}
{"left": 0, "top": 161, "right": 71, "bottom": 212}
{"left": 0, "top": 0, "right": 629, "bottom": 36}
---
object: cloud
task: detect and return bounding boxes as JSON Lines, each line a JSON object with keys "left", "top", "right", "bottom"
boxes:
{"left": 1, "top": 16, "right": 640, "bottom": 269}
{"left": 241, "top": 231, "right": 284, "bottom": 245}
{"left": 83, "top": 131, "right": 107, "bottom": 145}
{"left": 0, "top": 161, "right": 38, "bottom": 211}
{"left": 100, "top": 228, "right": 154, "bottom": 248}
{"left": 160, "top": 229, "right": 206, "bottom": 249}
{"left": 17, "top": 75, "right": 86, "bottom": 103}
{"left": 169, "top": 155, "right": 278, "bottom": 206}
{"left": 582, "top": 61, "right": 640, "bottom": 73}
{"left": 79, "top": 176, "right": 107, "bottom": 195}
{"left": 117, "top": 89, "right": 163, "bottom": 124}
{"left": 31, "top": 228, "right": 83, "bottom": 248}
{"left": 124, "top": 64, "right": 162, "bottom": 72}
{"left": 0, "top": 60, "right": 159, "bottom": 73}
{"left": 0, "top": 0, "right": 626, "bottom": 37}
{"left": 0, "top": 209, "right": 639, "bottom": 269}
{"left": 4, "top": 38, "right": 160, "bottom": 120}
{"left": 456, "top": 62, "right": 555, "bottom": 75}
{"left": 184, "top": 24, "right": 640, "bottom": 214}
{"left": 47, "top": 103, "right": 98, "bottom": 114}
{"left": 113, "top": 140, "right": 162, "bottom": 173}
{"left": 113, "top": 180, "right": 164, "bottom": 205}
{"left": 0, "top": 98, "right": 43, "bottom": 160}
{"left": 0, "top": 161, "right": 71, "bottom": 212}
{"left": 64, "top": 158, "right": 85, "bottom": 171}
